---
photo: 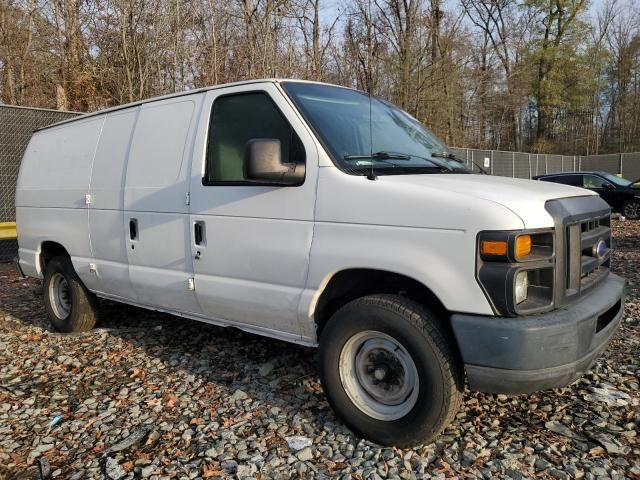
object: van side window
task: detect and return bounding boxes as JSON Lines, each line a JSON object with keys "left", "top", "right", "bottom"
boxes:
{"left": 204, "top": 92, "right": 305, "bottom": 184}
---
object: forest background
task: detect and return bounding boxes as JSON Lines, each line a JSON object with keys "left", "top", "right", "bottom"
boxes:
{"left": 1, "top": 0, "right": 639, "bottom": 154}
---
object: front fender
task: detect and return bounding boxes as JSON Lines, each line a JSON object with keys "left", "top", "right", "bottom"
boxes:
{"left": 296, "top": 222, "right": 497, "bottom": 342}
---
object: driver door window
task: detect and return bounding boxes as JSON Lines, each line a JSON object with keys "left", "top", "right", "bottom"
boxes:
{"left": 204, "top": 92, "right": 305, "bottom": 184}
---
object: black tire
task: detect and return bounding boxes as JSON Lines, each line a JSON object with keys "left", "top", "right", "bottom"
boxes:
{"left": 43, "top": 256, "right": 97, "bottom": 332}
{"left": 623, "top": 199, "right": 640, "bottom": 220}
{"left": 319, "top": 294, "right": 463, "bottom": 447}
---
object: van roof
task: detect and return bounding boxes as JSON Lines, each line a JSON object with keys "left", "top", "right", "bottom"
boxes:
{"left": 34, "top": 79, "right": 357, "bottom": 132}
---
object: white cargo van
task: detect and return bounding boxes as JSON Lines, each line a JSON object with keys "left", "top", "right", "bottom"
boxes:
{"left": 16, "top": 80, "right": 626, "bottom": 446}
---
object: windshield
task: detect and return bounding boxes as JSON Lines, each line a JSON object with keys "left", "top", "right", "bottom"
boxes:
{"left": 601, "top": 172, "right": 633, "bottom": 187}
{"left": 282, "top": 82, "right": 469, "bottom": 175}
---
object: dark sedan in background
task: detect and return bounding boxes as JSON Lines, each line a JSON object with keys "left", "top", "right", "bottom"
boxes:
{"left": 534, "top": 171, "right": 640, "bottom": 219}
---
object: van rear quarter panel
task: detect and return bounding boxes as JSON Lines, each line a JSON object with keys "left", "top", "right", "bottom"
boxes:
{"left": 16, "top": 117, "right": 105, "bottom": 277}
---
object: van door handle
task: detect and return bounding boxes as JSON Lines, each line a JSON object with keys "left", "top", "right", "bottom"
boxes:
{"left": 194, "top": 221, "right": 205, "bottom": 260}
{"left": 129, "top": 219, "right": 138, "bottom": 240}
{"left": 194, "top": 221, "right": 205, "bottom": 246}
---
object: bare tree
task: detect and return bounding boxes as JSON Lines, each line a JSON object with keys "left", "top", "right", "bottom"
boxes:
{"left": 0, "top": 0, "right": 638, "bottom": 154}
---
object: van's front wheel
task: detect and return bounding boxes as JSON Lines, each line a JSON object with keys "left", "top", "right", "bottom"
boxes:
{"left": 43, "top": 256, "right": 97, "bottom": 332}
{"left": 319, "top": 294, "right": 463, "bottom": 447}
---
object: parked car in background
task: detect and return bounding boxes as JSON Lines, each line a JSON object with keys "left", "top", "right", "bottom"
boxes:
{"left": 534, "top": 171, "right": 640, "bottom": 219}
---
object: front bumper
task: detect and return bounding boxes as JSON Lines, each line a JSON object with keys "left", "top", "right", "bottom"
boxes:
{"left": 451, "top": 273, "right": 626, "bottom": 394}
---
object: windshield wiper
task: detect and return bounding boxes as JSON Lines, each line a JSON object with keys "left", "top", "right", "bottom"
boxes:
{"left": 344, "top": 151, "right": 412, "bottom": 161}
{"left": 345, "top": 151, "right": 454, "bottom": 173}
{"left": 432, "top": 150, "right": 488, "bottom": 174}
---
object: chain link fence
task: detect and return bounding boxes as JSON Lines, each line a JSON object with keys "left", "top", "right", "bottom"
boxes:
{"left": 1, "top": 104, "right": 640, "bottom": 261}
{"left": 449, "top": 147, "right": 640, "bottom": 181}
{"left": 0, "top": 105, "right": 80, "bottom": 260}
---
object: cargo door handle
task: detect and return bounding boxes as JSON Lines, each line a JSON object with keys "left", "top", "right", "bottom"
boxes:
{"left": 129, "top": 219, "right": 138, "bottom": 240}
{"left": 194, "top": 221, "right": 205, "bottom": 260}
{"left": 194, "top": 221, "right": 205, "bottom": 246}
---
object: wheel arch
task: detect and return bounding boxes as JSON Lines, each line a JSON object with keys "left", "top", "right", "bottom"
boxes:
{"left": 313, "top": 268, "right": 451, "bottom": 338}
{"left": 38, "top": 240, "right": 70, "bottom": 274}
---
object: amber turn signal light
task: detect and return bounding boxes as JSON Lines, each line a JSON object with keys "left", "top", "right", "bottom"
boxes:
{"left": 515, "top": 235, "right": 532, "bottom": 258}
{"left": 480, "top": 240, "right": 508, "bottom": 256}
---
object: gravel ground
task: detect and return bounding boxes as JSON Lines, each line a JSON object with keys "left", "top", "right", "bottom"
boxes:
{"left": 0, "top": 219, "right": 638, "bottom": 480}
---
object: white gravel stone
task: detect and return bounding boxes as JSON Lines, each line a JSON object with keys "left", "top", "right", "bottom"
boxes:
{"left": 296, "top": 447, "right": 313, "bottom": 462}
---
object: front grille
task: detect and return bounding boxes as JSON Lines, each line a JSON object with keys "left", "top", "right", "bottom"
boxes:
{"left": 545, "top": 196, "right": 612, "bottom": 307}
{"left": 566, "top": 213, "right": 611, "bottom": 296}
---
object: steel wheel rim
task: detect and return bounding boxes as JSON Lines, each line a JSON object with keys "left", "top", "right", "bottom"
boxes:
{"left": 624, "top": 201, "right": 640, "bottom": 218}
{"left": 339, "top": 330, "right": 419, "bottom": 421}
{"left": 49, "top": 272, "right": 71, "bottom": 319}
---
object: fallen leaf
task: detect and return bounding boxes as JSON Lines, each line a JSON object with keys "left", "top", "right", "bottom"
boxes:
{"left": 265, "top": 436, "right": 287, "bottom": 448}
{"left": 92, "top": 444, "right": 104, "bottom": 454}
{"left": 436, "top": 461, "right": 454, "bottom": 474}
{"left": 165, "top": 394, "right": 178, "bottom": 409}
{"left": 221, "top": 412, "right": 252, "bottom": 428}
{"left": 328, "top": 462, "right": 349, "bottom": 473}
{"left": 202, "top": 463, "right": 223, "bottom": 478}
{"left": 130, "top": 368, "right": 146, "bottom": 380}
{"left": 478, "top": 448, "right": 491, "bottom": 458}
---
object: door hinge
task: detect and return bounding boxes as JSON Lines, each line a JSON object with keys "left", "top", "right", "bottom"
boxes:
{"left": 85, "top": 194, "right": 92, "bottom": 206}
{"left": 188, "top": 277, "right": 195, "bottom": 291}
{"left": 185, "top": 192, "right": 191, "bottom": 205}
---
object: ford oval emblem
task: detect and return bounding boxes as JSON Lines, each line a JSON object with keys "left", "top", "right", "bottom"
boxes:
{"left": 593, "top": 239, "right": 607, "bottom": 259}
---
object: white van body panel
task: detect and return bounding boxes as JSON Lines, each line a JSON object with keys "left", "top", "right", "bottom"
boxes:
{"left": 375, "top": 173, "right": 594, "bottom": 229}
{"left": 16, "top": 116, "right": 105, "bottom": 278}
{"left": 16, "top": 116, "right": 104, "bottom": 208}
{"left": 15, "top": 78, "right": 602, "bottom": 347}
{"left": 295, "top": 166, "right": 525, "bottom": 334}
{"left": 85, "top": 107, "right": 139, "bottom": 298}
{"left": 123, "top": 95, "right": 202, "bottom": 313}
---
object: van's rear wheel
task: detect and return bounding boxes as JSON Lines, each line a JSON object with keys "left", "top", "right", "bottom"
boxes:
{"left": 319, "top": 294, "right": 463, "bottom": 447}
{"left": 43, "top": 256, "right": 97, "bottom": 332}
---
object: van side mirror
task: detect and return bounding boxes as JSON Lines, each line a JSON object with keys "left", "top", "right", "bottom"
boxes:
{"left": 244, "top": 139, "right": 304, "bottom": 185}
{"left": 604, "top": 183, "right": 614, "bottom": 190}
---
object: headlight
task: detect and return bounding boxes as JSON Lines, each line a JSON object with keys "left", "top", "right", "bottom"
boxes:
{"left": 515, "top": 270, "right": 529, "bottom": 304}
{"left": 477, "top": 229, "right": 555, "bottom": 316}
